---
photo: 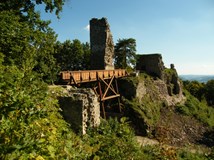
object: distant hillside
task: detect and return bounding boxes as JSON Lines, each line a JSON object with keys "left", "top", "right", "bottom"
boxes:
{"left": 179, "top": 75, "right": 214, "bottom": 83}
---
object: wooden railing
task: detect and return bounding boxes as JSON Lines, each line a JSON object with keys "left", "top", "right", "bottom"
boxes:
{"left": 60, "top": 69, "right": 127, "bottom": 84}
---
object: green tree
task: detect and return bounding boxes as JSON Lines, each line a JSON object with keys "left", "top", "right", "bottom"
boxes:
{"left": 55, "top": 40, "right": 91, "bottom": 71}
{"left": 82, "top": 42, "right": 91, "bottom": 70}
{"left": 71, "top": 39, "right": 84, "bottom": 70}
{"left": 184, "top": 80, "right": 205, "bottom": 101}
{"left": 0, "top": 10, "right": 57, "bottom": 83}
{"left": 176, "top": 90, "right": 214, "bottom": 127}
{"left": 0, "top": 0, "right": 64, "bottom": 17}
{"left": 205, "top": 80, "right": 214, "bottom": 106}
{"left": 0, "top": 1, "right": 94, "bottom": 159}
{"left": 0, "top": 0, "right": 64, "bottom": 83}
{"left": 114, "top": 38, "right": 137, "bottom": 69}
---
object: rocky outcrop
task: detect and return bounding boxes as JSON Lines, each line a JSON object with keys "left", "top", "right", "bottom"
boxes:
{"left": 118, "top": 74, "right": 185, "bottom": 136}
{"left": 153, "top": 79, "right": 185, "bottom": 106}
{"left": 90, "top": 17, "right": 114, "bottom": 70}
{"left": 119, "top": 75, "right": 185, "bottom": 106}
{"left": 136, "top": 53, "right": 182, "bottom": 99}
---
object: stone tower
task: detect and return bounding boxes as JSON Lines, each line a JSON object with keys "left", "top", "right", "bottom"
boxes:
{"left": 90, "top": 17, "right": 114, "bottom": 70}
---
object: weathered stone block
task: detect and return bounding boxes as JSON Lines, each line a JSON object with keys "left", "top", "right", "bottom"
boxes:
{"left": 58, "top": 87, "right": 100, "bottom": 134}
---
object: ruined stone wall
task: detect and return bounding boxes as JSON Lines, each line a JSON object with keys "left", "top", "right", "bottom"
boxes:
{"left": 90, "top": 17, "right": 114, "bottom": 70}
{"left": 164, "top": 65, "right": 181, "bottom": 96}
{"left": 136, "top": 54, "right": 165, "bottom": 80}
{"left": 136, "top": 54, "right": 182, "bottom": 96}
{"left": 58, "top": 87, "right": 100, "bottom": 134}
{"left": 118, "top": 76, "right": 185, "bottom": 107}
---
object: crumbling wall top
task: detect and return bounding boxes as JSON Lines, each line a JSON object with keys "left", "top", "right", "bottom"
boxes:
{"left": 90, "top": 17, "right": 110, "bottom": 28}
{"left": 136, "top": 53, "right": 164, "bottom": 79}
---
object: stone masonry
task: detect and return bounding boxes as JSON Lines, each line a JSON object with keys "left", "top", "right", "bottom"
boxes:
{"left": 136, "top": 54, "right": 165, "bottom": 80}
{"left": 136, "top": 54, "right": 182, "bottom": 96}
{"left": 58, "top": 87, "right": 100, "bottom": 135}
{"left": 90, "top": 17, "right": 114, "bottom": 70}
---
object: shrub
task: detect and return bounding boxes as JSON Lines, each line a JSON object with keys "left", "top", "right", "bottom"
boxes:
{"left": 141, "top": 145, "right": 212, "bottom": 160}
{"left": 177, "top": 149, "right": 210, "bottom": 160}
{"left": 83, "top": 117, "right": 143, "bottom": 160}
{"left": 0, "top": 65, "right": 88, "bottom": 159}
{"left": 204, "top": 80, "right": 214, "bottom": 106}
{"left": 141, "top": 145, "right": 178, "bottom": 160}
{"left": 176, "top": 90, "right": 214, "bottom": 128}
{"left": 124, "top": 96, "right": 162, "bottom": 136}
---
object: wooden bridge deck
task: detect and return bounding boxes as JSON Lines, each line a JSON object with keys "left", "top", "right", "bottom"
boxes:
{"left": 60, "top": 69, "right": 127, "bottom": 84}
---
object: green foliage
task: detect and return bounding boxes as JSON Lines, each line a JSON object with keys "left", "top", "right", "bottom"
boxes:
{"left": 204, "top": 80, "right": 214, "bottom": 106}
{"left": 176, "top": 90, "right": 214, "bottom": 127}
{"left": 0, "top": 0, "right": 65, "bottom": 18}
{"left": 83, "top": 117, "right": 143, "bottom": 160}
{"left": 164, "top": 68, "right": 177, "bottom": 75}
{"left": 0, "top": 10, "right": 58, "bottom": 83}
{"left": 54, "top": 40, "right": 91, "bottom": 71}
{"left": 0, "top": 52, "right": 4, "bottom": 64}
{"left": 0, "top": 10, "right": 36, "bottom": 69}
{"left": 123, "top": 76, "right": 139, "bottom": 87}
{"left": 183, "top": 80, "right": 205, "bottom": 101}
{"left": 140, "top": 145, "right": 213, "bottom": 160}
{"left": 183, "top": 79, "right": 214, "bottom": 106}
{"left": 164, "top": 68, "right": 177, "bottom": 82}
{"left": 119, "top": 74, "right": 163, "bottom": 135}
{"left": 163, "top": 68, "right": 181, "bottom": 95}
{"left": 125, "top": 96, "right": 162, "bottom": 133}
{"left": 0, "top": 65, "right": 88, "bottom": 159}
{"left": 209, "top": 148, "right": 214, "bottom": 159}
{"left": 114, "top": 38, "right": 137, "bottom": 69}
{"left": 140, "top": 145, "right": 178, "bottom": 160}
{"left": 82, "top": 42, "right": 91, "bottom": 69}
{"left": 0, "top": 0, "right": 65, "bottom": 84}
{"left": 0, "top": 1, "right": 98, "bottom": 159}
{"left": 177, "top": 149, "right": 210, "bottom": 160}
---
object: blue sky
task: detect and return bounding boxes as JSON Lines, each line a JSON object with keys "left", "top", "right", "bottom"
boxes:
{"left": 38, "top": 0, "right": 214, "bottom": 75}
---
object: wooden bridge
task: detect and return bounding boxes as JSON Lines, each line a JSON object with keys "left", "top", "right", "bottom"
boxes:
{"left": 60, "top": 69, "right": 127, "bottom": 85}
{"left": 59, "top": 69, "right": 128, "bottom": 118}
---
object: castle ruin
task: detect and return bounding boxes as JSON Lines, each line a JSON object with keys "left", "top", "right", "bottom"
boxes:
{"left": 136, "top": 53, "right": 181, "bottom": 95}
{"left": 136, "top": 54, "right": 165, "bottom": 80}
{"left": 90, "top": 18, "right": 114, "bottom": 70}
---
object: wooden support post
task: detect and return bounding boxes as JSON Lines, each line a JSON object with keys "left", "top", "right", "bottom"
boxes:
{"left": 101, "top": 101, "right": 106, "bottom": 119}
{"left": 115, "top": 78, "right": 121, "bottom": 112}
{"left": 102, "top": 76, "right": 115, "bottom": 100}
{"left": 69, "top": 72, "right": 72, "bottom": 85}
{"left": 96, "top": 72, "right": 124, "bottom": 119}
{"left": 97, "top": 73, "right": 106, "bottom": 119}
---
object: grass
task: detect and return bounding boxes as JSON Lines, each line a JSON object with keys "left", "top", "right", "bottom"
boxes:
{"left": 176, "top": 90, "right": 214, "bottom": 128}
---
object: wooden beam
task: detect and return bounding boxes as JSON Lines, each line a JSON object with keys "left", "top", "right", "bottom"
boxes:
{"left": 98, "top": 76, "right": 118, "bottom": 96}
{"left": 101, "top": 76, "right": 116, "bottom": 99}
{"left": 101, "top": 94, "right": 120, "bottom": 101}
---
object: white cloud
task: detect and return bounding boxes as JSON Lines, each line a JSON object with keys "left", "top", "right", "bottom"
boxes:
{"left": 84, "top": 24, "right": 90, "bottom": 31}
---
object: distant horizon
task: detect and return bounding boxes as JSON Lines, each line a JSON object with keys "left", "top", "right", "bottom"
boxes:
{"left": 179, "top": 74, "right": 214, "bottom": 83}
{"left": 179, "top": 74, "right": 214, "bottom": 76}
